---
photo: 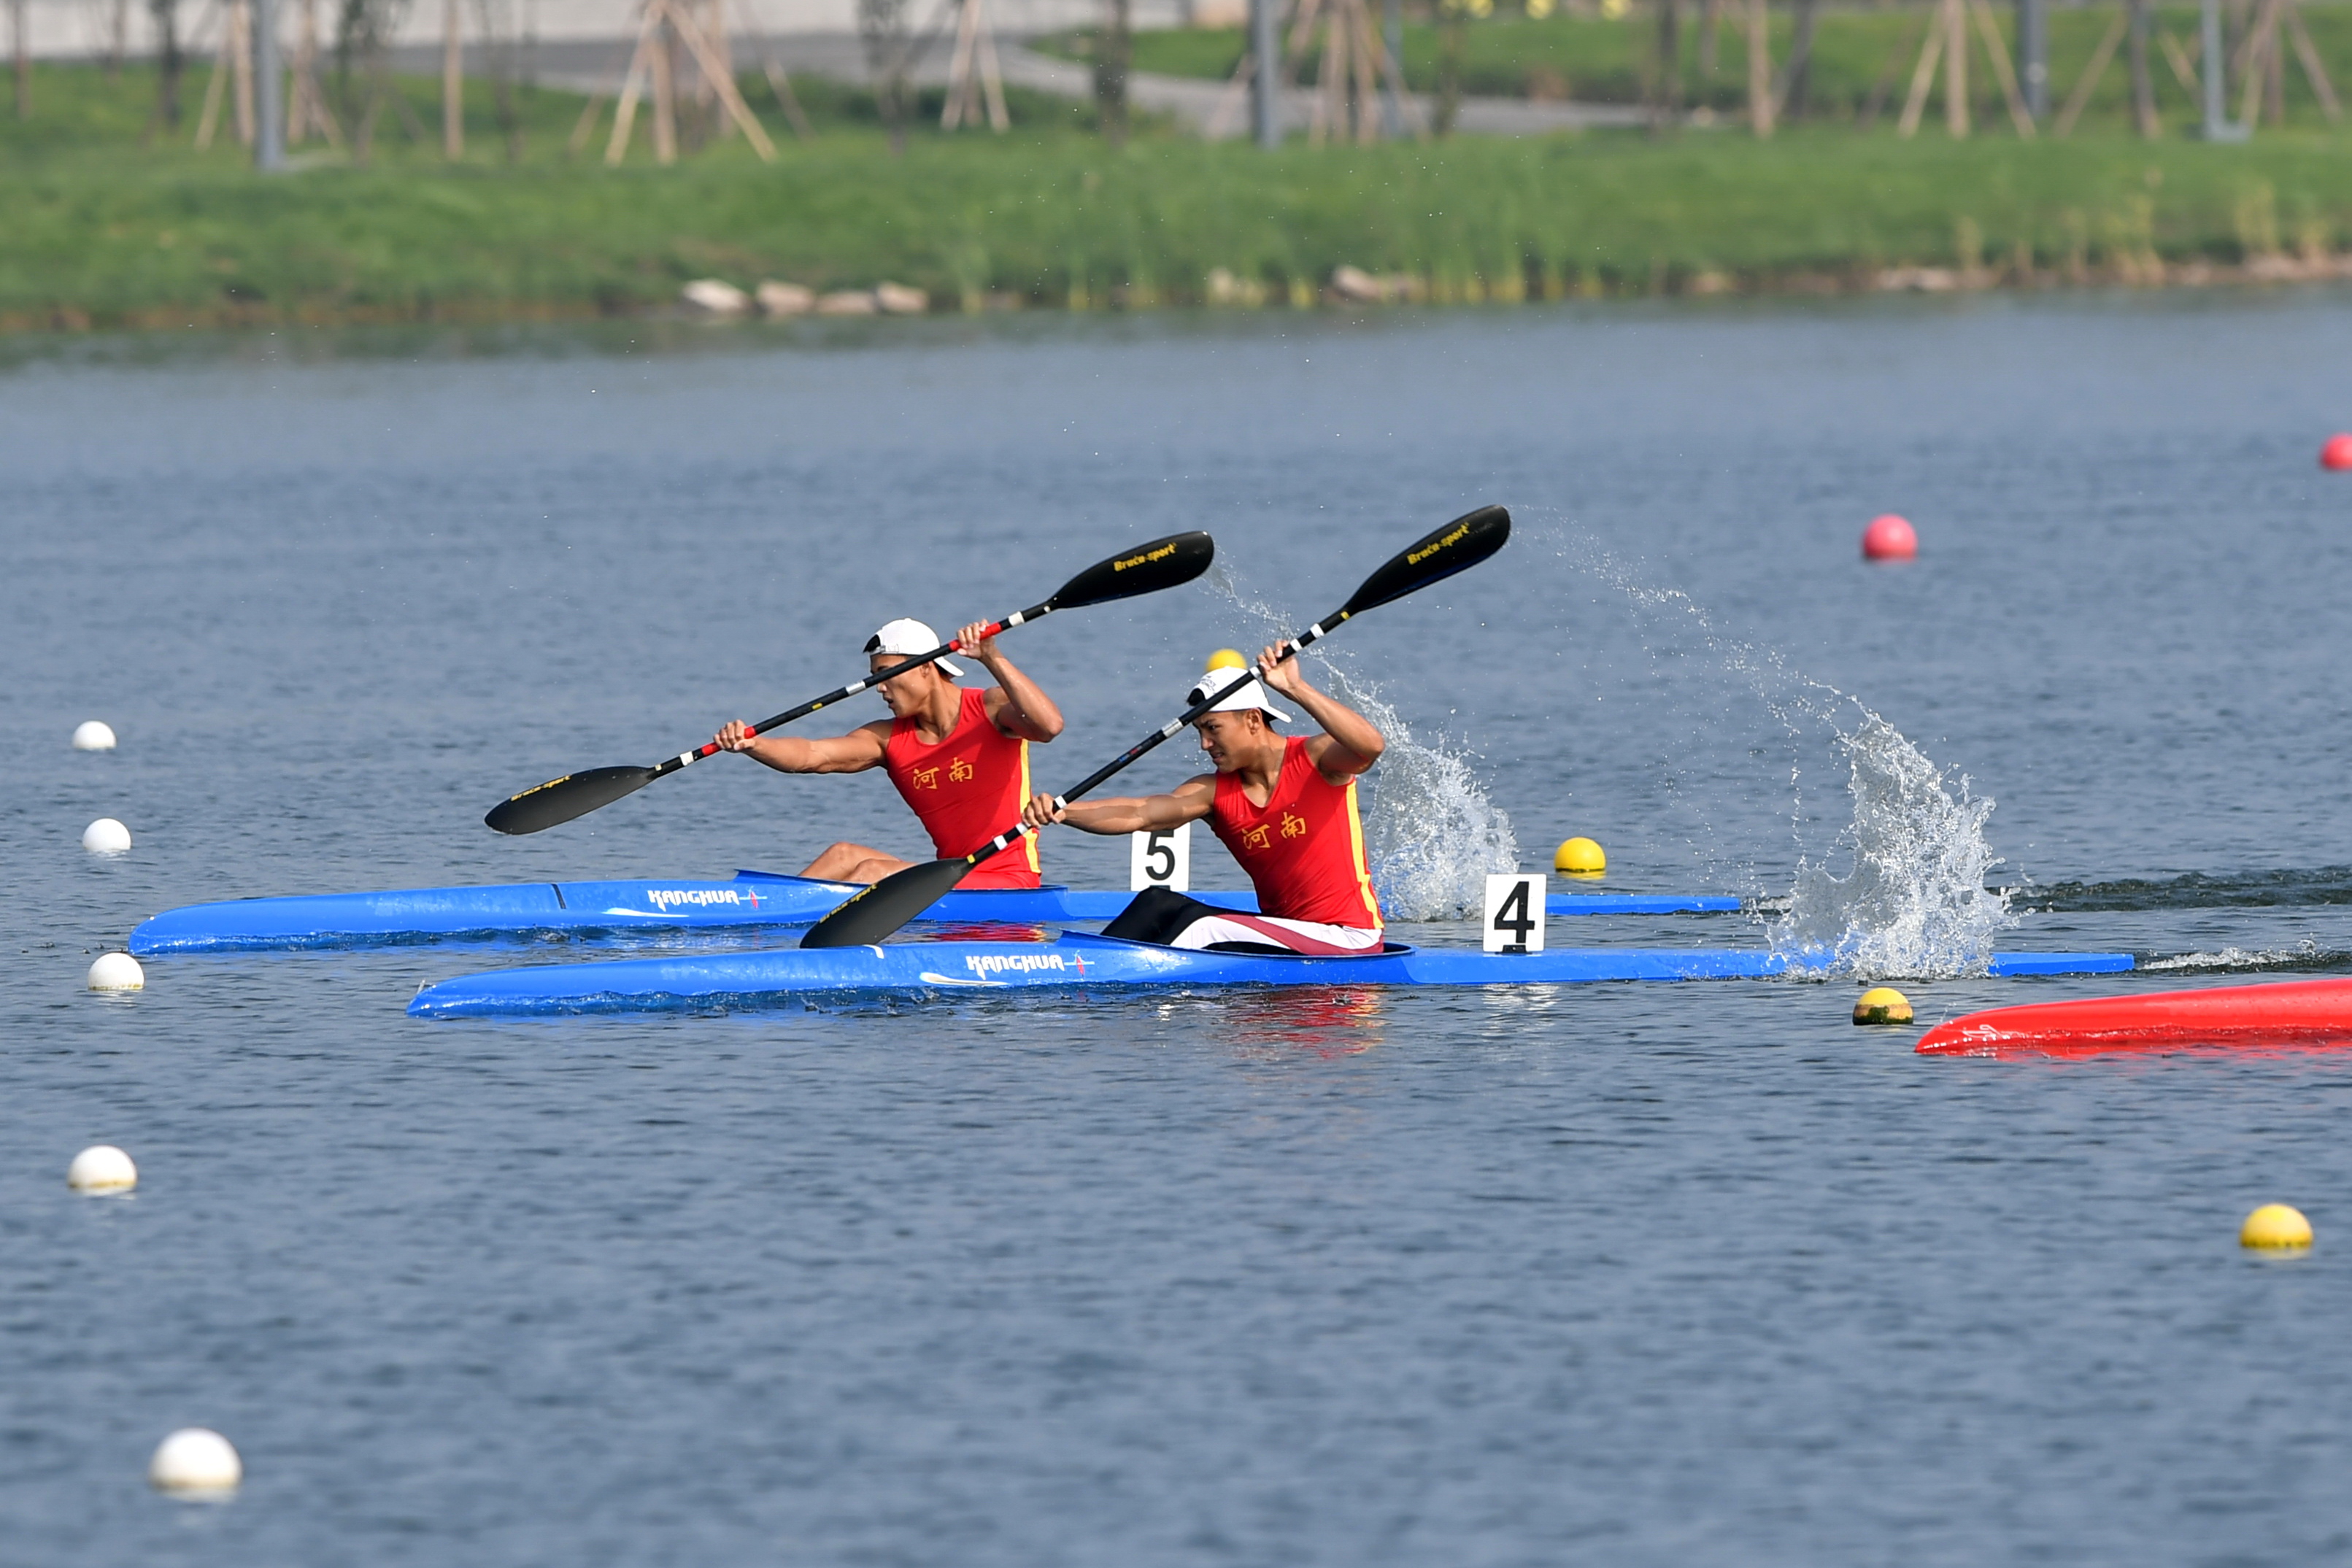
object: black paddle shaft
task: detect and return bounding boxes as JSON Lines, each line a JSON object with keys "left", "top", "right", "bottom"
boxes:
{"left": 799, "top": 506, "right": 1509, "bottom": 948}
{"left": 484, "top": 531, "right": 1214, "bottom": 835}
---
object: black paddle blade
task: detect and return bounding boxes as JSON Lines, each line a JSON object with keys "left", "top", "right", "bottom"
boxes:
{"left": 1046, "top": 531, "right": 1214, "bottom": 611}
{"left": 485, "top": 765, "right": 656, "bottom": 835}
{"left": 1339, "top": 505, "right": 1511, "bottom": 619}
{"left": 799, "top": 856, "right": 977, "bottom": 948}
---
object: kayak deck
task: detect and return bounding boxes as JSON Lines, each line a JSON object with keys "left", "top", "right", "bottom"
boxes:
{"left": 406, "top": 931, "right": 2135, "bottom": 1018}
{"left": 128, "top": 870, "right": 1746, "bottom": 955}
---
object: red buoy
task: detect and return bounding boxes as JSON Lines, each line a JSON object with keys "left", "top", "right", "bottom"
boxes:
{"left": 1861, "top": 514, "right": 1918, "bottom": 560}
{"left": 1917, "top": 976, "right": 2352, "bottom": 1057}
{"left": 2321, "top": 433, "right": 2352, "bottom": 471}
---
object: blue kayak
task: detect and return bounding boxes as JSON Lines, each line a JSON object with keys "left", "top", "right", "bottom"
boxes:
{"left": 128, "top": 870, "right": 1746, "bottom": 955}
{"left": 405, "top": 931, "right": 2134, "bottom": 1018}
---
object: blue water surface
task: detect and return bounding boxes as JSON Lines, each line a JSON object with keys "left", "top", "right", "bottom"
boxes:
{"left": 6, "top": 293, "right": 2352, "bottom": 1565}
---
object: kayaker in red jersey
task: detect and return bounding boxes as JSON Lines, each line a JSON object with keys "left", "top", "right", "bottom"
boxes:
{"left": 1019, "top": 648, "right": 1387, "bottom": 953}
{"left": 714, "top": 618, "right": 1064, "bottom": 887}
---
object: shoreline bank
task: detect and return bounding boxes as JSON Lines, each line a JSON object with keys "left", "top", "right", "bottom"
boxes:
{"left": 11, "top": 66, "right": 2352, "bottom": 336}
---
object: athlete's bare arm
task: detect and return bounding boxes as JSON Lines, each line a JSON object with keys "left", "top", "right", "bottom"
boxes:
{"left": 1256, "top": 648, "right": 1385, "bottom": 783}
{"left": 961, "top": 622, "right": 1064, "bottom": 744}
{"left": 713, "top": 717, "right": 892, "bottom": 774}
{"left": 1022, "top": 776, "right": 1217, "bottom": 835}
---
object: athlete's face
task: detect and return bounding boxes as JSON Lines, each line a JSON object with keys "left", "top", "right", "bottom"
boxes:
{"left": 871, "top": 657, "right": 946, "bottom": 718}
{"left": 1194, "top": 709, "right": 1269, "bottom": 771}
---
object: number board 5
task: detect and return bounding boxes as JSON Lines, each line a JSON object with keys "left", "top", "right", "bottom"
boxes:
{"left": 1482, "top": 873, "right": 1546, "bottom": 954}
{"left": 1130, "top": 822, "right": 1192, "bottom": 892}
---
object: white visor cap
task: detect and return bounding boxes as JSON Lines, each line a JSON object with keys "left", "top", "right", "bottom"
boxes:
{"left": 1187, "top": 664, "right": 1289, "bottom": 723}
{"left": 867, "top": 618, "right": 963, "bottom": 679}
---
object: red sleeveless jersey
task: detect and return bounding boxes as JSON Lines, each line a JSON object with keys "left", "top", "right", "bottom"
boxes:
{"left": 884, "top": 687, "right": 1041, "bottom": 889}
{"left": 1206, "top": 736, "right": 1381, "bottom": 930}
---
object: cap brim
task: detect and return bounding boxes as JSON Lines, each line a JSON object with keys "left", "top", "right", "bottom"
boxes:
{"left": 1189, "top": 676, "right": 1288, "bottom": 724}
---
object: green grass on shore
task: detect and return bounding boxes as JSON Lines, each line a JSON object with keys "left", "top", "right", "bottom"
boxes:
{"left": 4, "top": 58, "right": 2351, "bottom": 330}
{"left": 1045, "top": 5, "right": 2352, "bottom": 123}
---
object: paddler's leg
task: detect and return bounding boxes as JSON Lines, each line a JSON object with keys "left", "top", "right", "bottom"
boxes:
{"left": 801, "top": 842, "right": 917, "bottom": 884}
{"left": 1102, "top": 888, "right": 1383, "bottom": 955}
{"left": 1102, "top": 886, "right": 1229, "bottom": 944}
{"left": 1182, "top": 914, "right": 1384, "bottom": 955}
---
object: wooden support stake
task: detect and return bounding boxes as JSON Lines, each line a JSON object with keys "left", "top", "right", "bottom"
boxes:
{"left": 232, "top": 0, "right": 255, "bottom": 144}
{"left": 1308, "top": 4, "right": 1335, "bottom": 142}
{"left": 605, "top": 3, "right": 660, "bottom": 163}
{"left": 2236, "top": 0, "right": 2278, "bottom": 127}
{"left": 728, "top": 0, "right": 812, "bottom": 139}
{"left": 942, "top": 0, "right": 979, "bottom": 128}
{"left": 973, "top": 0, "right": 1009, "bottom": 132}
{"left": 2159, "top": 28, "right": 2200, "bottom": 99}
{"left": 1859, "top": 8, "right": 1928, "bottom": 127}
{"left": 2284, "top": 1, "right": 2340, "bottom": 119}
{"left": 2053, "top": 7, "right": 2126, "bottom": 135}
{"left": 568, "top": 85, "right": 608, "bottom": 152}
{"left": 649, "top": 14, "right": 676, "bottom": 163}
{"left": 1943, "top": 0, "right": 1969, "bottom": 136}
{"left": 1748, "top": 0, "right": 1773, "bottom": 135}
{"left": 442, "top": 0, "right": 462, "bottom": 156}
{"left": 195, "top": 1, "right": 231, "bottom": 148}
{"left": 662, "top": 0, "right": 776, "bottom": 155}
{"left": 760, "top": 55, "right": 812, "bottom": 137}
{"left": 1896, "top": 2, "right": 1946, "bottom": 136}
{"left": 1967, "top": 0, "right": 2035, "bottom": 135}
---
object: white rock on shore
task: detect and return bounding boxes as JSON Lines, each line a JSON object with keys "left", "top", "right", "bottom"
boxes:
{"left": 756, "top": 280, "right": 814, "bottom": 316}
{"left": 680, "top": 279, "right": 751, "bottom": 315}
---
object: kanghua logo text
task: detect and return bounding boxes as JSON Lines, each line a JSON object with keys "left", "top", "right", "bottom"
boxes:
{"left": 964, "top": 952, "right": 1069, "bottom": 977}
{"left": 646, "top": 888, "right": 747, "bottom": 911}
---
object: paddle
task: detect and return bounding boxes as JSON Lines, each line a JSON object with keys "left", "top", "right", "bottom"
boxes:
{"left": 484, "top": 531, "right": 1216, "bottom": 835}
{"left": 801, "top": 504, "right": 1511, "bottom": 949}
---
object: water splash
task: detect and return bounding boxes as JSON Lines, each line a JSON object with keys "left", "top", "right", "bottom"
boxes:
{"left": 1199, "top": 576, "right": 1519, "bottom": 922}
{"left": 1770, "top": 714, "right": 2013, "bottom": 978}
{"left": 1324, "top": 675, "right": 1519, "bottom": 920}
{"left": 1552, "top": 527, "right": 2012, "bottom": 978}
{"left": 2141, "top": 941, "right": 2337, "bottom": 973}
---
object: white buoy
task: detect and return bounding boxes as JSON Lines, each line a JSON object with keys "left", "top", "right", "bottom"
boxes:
{"left": 149, "top": 1429, "right": 242, "bottom": 1494}
{"left": 68, "top": 1144, "right": 138, "bottom": 1192}
{"left": 82, "top": 818, "right": 132, "bottom": 854}
{"left": 87, "top": 951, "right": 144, "bottom": 991}
{"left": 72, "top": 721, "right": 118, "bottom": 752}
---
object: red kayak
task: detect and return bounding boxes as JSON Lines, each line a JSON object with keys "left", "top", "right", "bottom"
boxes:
{"left": 1916, "top": 976, "right": 2352, "bottom": 1057}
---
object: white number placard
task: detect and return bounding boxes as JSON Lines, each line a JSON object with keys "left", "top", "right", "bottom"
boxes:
{"left": 1130, "top": 822, "right": 1192, "bottom": 892}
{"left": 1482, "top": 873, "right": 1546, "bottom": 954}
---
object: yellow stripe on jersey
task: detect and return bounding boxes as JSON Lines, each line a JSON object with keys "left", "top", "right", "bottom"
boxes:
{"left": 1017, "top": 738, "right": 1039, "bottom": 872}
{"left": 1339, "top": 777, "right": 1381, "bottom": 928}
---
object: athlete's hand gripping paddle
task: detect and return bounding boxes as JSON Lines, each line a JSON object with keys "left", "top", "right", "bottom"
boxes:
{"left": 484, "top": 532, "right": 1216, "bottom": 835}
{"left": 800, "top": 504, "right": 1511, "bottom": 949}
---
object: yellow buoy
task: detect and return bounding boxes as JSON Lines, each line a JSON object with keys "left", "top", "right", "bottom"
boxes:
{"left": 1852, "top": 987, "right": 1913, "bottom": 1026}
{"left": 1205, "top": 649, "right": 1249, "bottom": 672}
{"left": 1552, "top": 837, "right": 1605, "bottom": 878}
{"left": 2241, "top": 1203, "right": 2313, "bottom": 1249}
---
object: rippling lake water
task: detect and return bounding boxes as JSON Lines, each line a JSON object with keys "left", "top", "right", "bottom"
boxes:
{"left": 8, "top": 293, "right": 2352, "bottom": 1564}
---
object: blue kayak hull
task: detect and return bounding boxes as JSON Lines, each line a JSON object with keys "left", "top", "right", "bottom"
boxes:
{"left": 406, "top": 931, "right": 2135, "bottom": 1018}
{"left": 128, "top": 871, "right": 1745, "bottom": 955}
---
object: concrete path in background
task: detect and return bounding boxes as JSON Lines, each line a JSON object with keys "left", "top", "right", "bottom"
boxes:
{"left": 390, "top": 31, "right": 1644, "bottom": 139}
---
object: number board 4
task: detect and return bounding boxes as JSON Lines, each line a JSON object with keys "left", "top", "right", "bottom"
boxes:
{"left": 1130, "top": 822, "right": 1193, "bottom": 892}
{"left": 1482, "top": 873, "right": 1546, "bottom": 954}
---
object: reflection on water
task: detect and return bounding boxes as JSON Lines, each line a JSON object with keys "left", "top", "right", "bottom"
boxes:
{"left": 1217, "top": 988, "right": 1389, "bottom": 1060}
